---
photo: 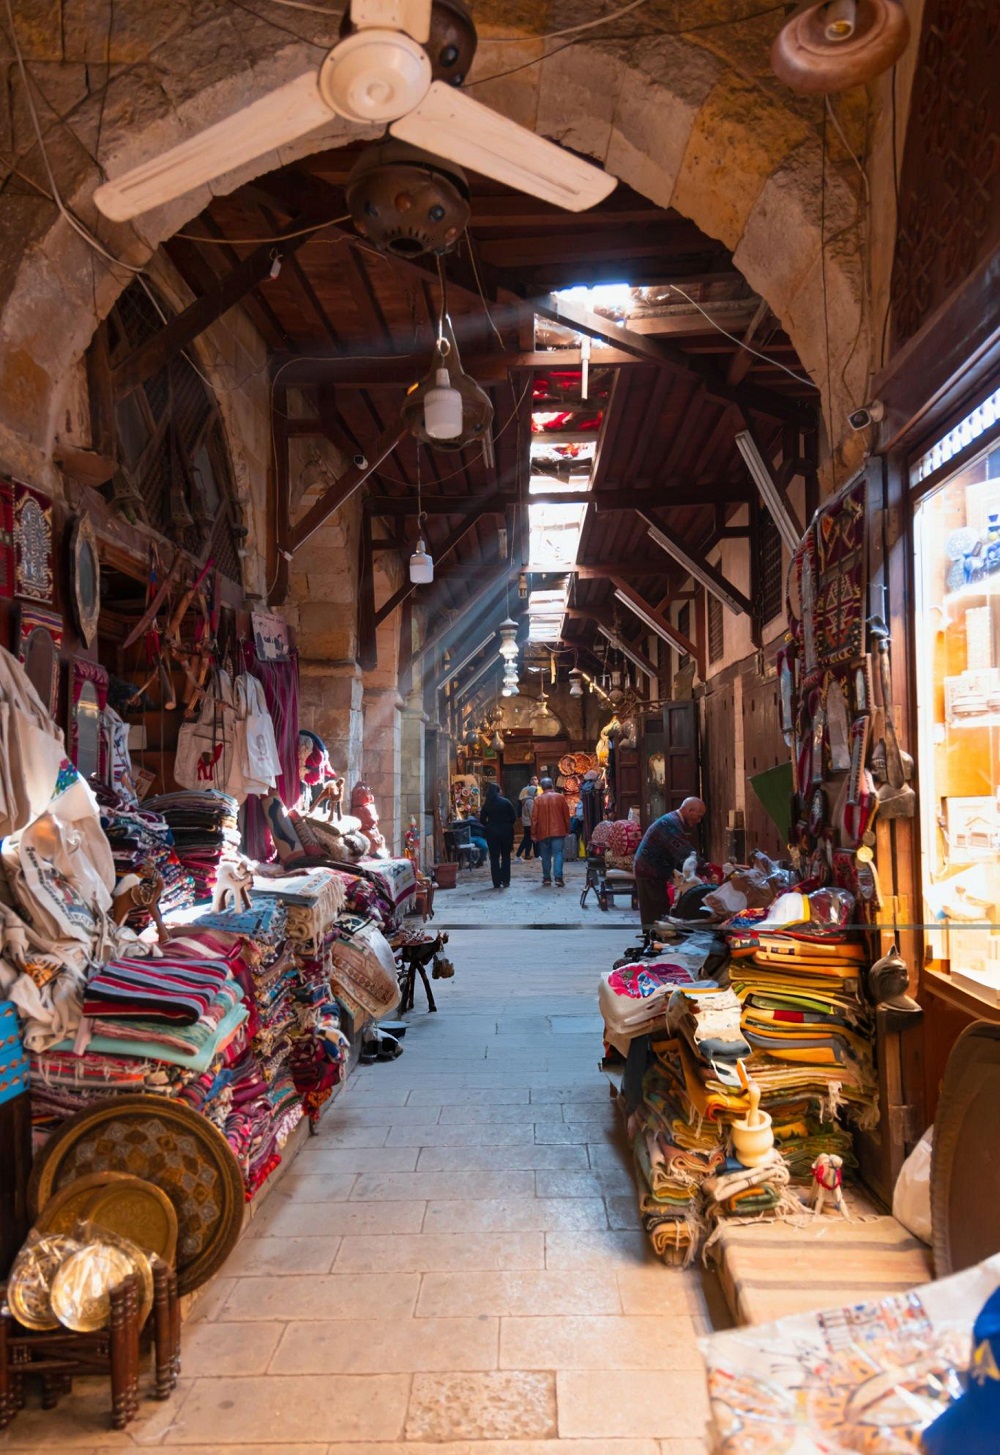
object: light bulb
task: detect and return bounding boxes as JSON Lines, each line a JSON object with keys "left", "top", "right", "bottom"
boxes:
{"left": 409, "top": 537, "right": 434, "bottom": 583}
{"left": 423, "top": 367, "right": 463, "bottom": 440}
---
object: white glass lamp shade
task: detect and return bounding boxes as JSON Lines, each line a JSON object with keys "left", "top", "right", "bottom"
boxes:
{"left": 498, "top": 616, "right": 519, "bottom": 661}
{"left": 424, "top": 367, "right": 464, "bottom": 439}
{"left": 409, "top": 537, "right": 434, "bottom": 583}
{"left": 501, "top": 684, "right": 517, "bottom": 697}
{"left": 568, "top": 669, "right": 583, "bottom": 697}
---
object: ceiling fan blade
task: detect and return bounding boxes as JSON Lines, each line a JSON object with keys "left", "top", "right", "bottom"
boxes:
{"left": 94, "top": 72, "right": 334, "bottom": 222}
{"left": 390, "top": 82, "right": 617, "bottom": 212}
{"left": 350, "top": 0, "right": 431, "bottom": 44}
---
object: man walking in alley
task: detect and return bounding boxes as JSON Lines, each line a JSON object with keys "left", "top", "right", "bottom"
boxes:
{"left": 532, "top": 777, "right": 571, "bottom": 887}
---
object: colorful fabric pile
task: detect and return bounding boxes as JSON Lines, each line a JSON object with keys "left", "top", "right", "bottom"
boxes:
{"left": 100, "top": 801, "right": 196, "bottom": 927}
{"left": 730, "top": 926, "right": 878, "bottom": 1140}
{"left": 143, "top": 789, "right": 241, "bottom": 900}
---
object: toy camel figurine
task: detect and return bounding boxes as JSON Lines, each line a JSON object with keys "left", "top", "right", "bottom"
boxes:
{"left": 810, "top": 1152, "right": 850, "bottom": 1218}
{"left": 212, "top": 859, "right": 254, "bottom": 914}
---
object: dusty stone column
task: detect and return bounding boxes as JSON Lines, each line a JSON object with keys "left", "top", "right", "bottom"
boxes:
{"left": 362, "top": 686, "right": 404, "bottom": 855}
{"left": 299, "top": 661, "right": 364, "bottom": 785}
{"left": 399, "top": 701, "right": 427, "bottom": 866}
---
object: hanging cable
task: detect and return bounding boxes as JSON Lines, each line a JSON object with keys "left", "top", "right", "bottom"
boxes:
{"left": 665, "top": 283, "right": 814, "bottom": 387}
{"left": 177, "top": 214, "right": 352, "bottom": 244}
{"left": 2, "top": 0, "right": 145, "bottom": 275}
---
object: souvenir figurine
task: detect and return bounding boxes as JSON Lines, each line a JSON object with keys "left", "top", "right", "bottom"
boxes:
{"left": 809, "top": 1152, "right": 849, "bottom": 1218}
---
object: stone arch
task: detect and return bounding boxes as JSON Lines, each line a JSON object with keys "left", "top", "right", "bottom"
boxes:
{"left": 0, "top": 5, "right": 868, "bottom": 485}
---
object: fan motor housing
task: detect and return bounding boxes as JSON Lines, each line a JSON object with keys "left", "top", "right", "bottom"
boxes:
{"left": 340, "top": 0, "right": 477, "bottom": 88}
{"left": 347, "top": 143, "right": 470, "bottom": 256}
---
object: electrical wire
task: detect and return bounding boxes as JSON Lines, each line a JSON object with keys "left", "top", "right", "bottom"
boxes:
{"left": 1, "top": 0, "right": 145, "bottom": 276}
{"left": 819, "top": 101, "right": 836, "bottom": 488}
{"left": 262, "top": 0, "right": 341, "bottom": 12}
{"left": 463, "top": 230, "right": 506, "bottom": 351}
{"left": 177, "top": 215, "right": 352, "bottom": 245}
{"left": 665, "top": 283, "right": 814, "bottom": 387}
{"left": 491, "top": 0, "right": 654, "bottom": 42}
{"left": 466, "top": 3, "right": 790, "bottom": 86}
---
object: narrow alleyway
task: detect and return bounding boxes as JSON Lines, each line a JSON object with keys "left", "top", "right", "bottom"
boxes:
{"left": 1, "top": 859, "right": 712, "bottom": 1454}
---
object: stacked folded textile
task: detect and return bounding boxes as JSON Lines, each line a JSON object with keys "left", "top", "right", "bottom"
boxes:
{"left": 730, "top": 930, "right": 878, "bottom": 1142}
{"left": 143, "top": 790, "right": 241, "bottom": 900}
{"left": 176, "top": 906, "right": 306, "bottom": 1191}
{"left": 598, "top": 959, "right": 701, "bottom": 1052}
{"left": 101, "top": 802, "right": 196, "bottom": 926}
{"left": 703, "top": 1150, "right": 791, "bottom": 1218}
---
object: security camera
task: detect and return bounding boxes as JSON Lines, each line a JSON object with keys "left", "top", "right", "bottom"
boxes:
{"left": 353, "top": 453, "right": 369, "bottom": 470}
{"left": 847, "top": 400, "right": 885, "bottom": 432}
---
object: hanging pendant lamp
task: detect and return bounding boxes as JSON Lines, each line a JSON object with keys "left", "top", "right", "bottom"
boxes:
{"left": 568, "top": 667, "right": 584, "bottom": 698}
{"left": 408, "top": 455, "right": 434, "bottom": 582}
{"left": 402, "top": 259, "right": 490, "bottom": 447}
{"left": 771, "top": 0, "right": 910, "bottom": 94}
{"left": 498, "top": 616, "right": 519, "bottom": 661}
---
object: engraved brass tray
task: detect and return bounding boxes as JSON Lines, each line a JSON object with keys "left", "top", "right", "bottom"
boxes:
{"left": 28, "top": 1096, "right": 244, "bottom": 1295}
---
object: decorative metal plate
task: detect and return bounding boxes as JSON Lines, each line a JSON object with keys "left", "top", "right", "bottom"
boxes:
{"left": 69, "top": 512, "right": 101, "bottom": 648}
{"left": 35, "top": 1170, "right": 136, "bottom": 1236}
{"left": 49, "top": 1242, "right": 135, "bottom": 1333}
{"left": 28, "top": 1096, "right": 245, "bottom": 1295}
{"left": 87, "top": 1178, "right": 178, "bottom": 1267}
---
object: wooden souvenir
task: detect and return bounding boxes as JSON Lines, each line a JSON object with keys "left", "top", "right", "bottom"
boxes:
{"left": 27, "top": 1096, "right": 244, "bottom": 1296}
{"left": 69, "top": 514, "right": 101, "bottom": 648}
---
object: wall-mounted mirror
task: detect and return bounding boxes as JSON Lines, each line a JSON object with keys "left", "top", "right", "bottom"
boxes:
{"left": 69, "top": 660, "right": 109, "bottom": 780}
{"left": 70, "top": 514, "right": 101, "bottom": 647}
{"left": 16, "top": 606, "right": 62, "bottom": 716}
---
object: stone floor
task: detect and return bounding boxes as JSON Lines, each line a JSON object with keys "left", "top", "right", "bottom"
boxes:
{"left": 0, "top": 856, "right": 713, "bottom": 1454}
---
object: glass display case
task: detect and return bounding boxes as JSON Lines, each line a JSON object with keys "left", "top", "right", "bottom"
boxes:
{"left": 914, "top": 438, "right": 1000, "bottom": 1003}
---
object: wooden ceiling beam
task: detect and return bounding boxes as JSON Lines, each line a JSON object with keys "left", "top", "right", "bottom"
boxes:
{"left": 289, "top": 422, "right": 408, "bottom": 552}
{"left": 117, "top": 222, "right": 320, "bottom": 391}
{"left": 611, "top": 577, "right": 700, "bottom": 663}
{"left": 639, "top": 510, "right": 752, "bottom": 617}
{"left": 163, "top": 221, "right": 292, "bottom": 353}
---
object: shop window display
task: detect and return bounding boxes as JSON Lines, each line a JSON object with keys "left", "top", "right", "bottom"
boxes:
{"left": 915, "top": 441, "right": 1000, "bottom": 1002}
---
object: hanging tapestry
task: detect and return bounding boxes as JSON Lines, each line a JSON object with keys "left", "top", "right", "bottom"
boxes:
{"left": 812, "top": 475, "right": 868, "bottom": 670}
{"left": 16, "top": 604, "right": 62, "bottom": 716}
{"left": 0, "top": 478, "right": 14, "bottom": 599}
{"left": 13, "top": 482, "right": 54, "bottom": 603}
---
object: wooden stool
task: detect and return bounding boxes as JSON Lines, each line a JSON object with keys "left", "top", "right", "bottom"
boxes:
{"left": 0, "top": 1261, "right": 180, "bottom": 1431}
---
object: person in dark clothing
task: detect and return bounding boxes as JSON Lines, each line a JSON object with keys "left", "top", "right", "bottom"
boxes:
{"left": 634, "top": 796, "right": 707, "bottom": 926}
{"left": 480, "top": 781, "right": 518, "bottom": 889}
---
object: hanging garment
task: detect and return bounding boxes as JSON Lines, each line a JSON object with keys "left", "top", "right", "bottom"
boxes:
{"left": 174, "top": 669, "right": 235, "bottom": 791}
{"left": 228, "top": 673, "right": 281, "bottom": 802}
{"left": 0, "top": 643, "right": 66, "bottom": 836}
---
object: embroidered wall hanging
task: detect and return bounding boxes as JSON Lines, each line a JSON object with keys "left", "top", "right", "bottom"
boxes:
{"left": 812, "top": 476, "right": 868, "bottom": 670}
{"left": 0, "top": 478, "right": 14, "bottom": 599}
{"left": 13, "top": 483, "right": 54, "bottom": 603}
{"left": 16, "top": 604, "right": 62, "bottom": 717}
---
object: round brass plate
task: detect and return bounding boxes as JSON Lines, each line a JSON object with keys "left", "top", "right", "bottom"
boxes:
{"left": 50, "top": 1243, "right": 134, "bottom": 1333}
{"left": 35, "top": 1170, "right": 140, "bottom": 1237}
{"left": 7, "top": 1234, "right": 81, "bottom": 1331}
{"left": 28, "top": 1095, "right": 245, "bottom": 1296}
{"left": 86, "top": 1178, "right": 179, "bottom": 1266}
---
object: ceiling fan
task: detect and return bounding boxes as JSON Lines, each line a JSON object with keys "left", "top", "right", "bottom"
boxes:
{"left": 93, "top": 0, "right": 617, "bottom": 224}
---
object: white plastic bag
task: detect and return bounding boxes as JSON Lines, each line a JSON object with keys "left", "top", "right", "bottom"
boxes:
{"left": 892, "top": 1125, "right": 933, "bottom": 1244}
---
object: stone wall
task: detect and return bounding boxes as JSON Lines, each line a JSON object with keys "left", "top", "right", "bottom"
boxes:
{"left": 0, "top": 0, "right": 895, "bottom": 491}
